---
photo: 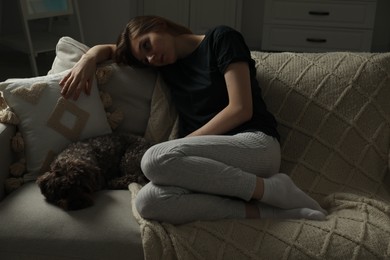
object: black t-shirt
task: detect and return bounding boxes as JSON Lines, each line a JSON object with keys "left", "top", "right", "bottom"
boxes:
{"left": 160, "top": 26, "right": 280, "bottom": 140}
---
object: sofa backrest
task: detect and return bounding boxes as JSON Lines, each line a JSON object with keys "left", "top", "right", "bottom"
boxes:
{"left": 252, "top": 51, "right": 390, "bottom": 202}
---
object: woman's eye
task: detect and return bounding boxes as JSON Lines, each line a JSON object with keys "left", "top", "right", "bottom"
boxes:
{"left": 142, "top": 41, "right": 151, "bottom": 51}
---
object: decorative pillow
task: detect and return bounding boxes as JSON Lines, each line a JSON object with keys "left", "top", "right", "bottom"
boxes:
{"left": 0, "top": 70, "right": 112, "bottom": 181}
{"left": 49, "top": 36, "right": 158, "bottom": 137}
{"left": 95, "top": 63, "right": 156, "bottom": 136}
{"left": 48, "top": 36, "right": 89, "bottom": 75}
{"left": 142, "top": 72, "right": 179, "bottom": 142}
{"left": 252, "top": 51, "right": 390, "bottom": 203}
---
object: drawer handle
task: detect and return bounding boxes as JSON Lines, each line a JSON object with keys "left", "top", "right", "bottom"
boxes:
{"left": 308, "top": 11, "right": 330, "bottom": 16}
{"left": 306, "top": 38, "right": 327, "bottom": 43}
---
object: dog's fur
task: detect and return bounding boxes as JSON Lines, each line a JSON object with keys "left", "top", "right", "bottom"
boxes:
{"left": 36, "top": 133, "right": 152, "bottom": 210}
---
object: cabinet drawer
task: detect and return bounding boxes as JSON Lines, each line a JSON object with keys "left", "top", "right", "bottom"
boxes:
{"left": 262, "top": 25, "right": 373, "bottom": 52}
{"left": 264, "top": 0, "right": 376, "bottom": 29}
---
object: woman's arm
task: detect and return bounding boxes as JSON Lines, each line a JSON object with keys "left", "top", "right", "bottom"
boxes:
{"left": 187, "top": 62, "right": 253, "bottom": 137}
{"left": 60, "top": 44, "right": 116, "bottom": 100}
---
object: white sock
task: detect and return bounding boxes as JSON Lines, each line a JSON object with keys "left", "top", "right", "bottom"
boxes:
{"left": 259, "top": 203, "right": 326, "bottom": 221}
{"left": 261, "top": 173, "right": 327, "bottom": 215}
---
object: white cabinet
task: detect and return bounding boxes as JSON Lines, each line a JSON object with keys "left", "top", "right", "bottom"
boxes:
{"left": 189, "top": 0, "right": 242, "bottom": 34}
{"left": 0, "top": 0, "right": 84, "bottom": 76}
{"left": 140, "top": 0, "right": 242, "bottom": 34}
{"left": 262, "top": 0, "right": 377, "bottom": 52}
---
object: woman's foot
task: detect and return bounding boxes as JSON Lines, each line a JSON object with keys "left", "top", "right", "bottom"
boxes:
{"left": 259, "top": 203, "right": 326, "bottom": 220}
{"left": 260, "top": 173, "right": 327, "bottom": 215}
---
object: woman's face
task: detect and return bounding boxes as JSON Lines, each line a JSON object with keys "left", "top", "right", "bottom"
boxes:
{"left": 130, "top": 31, "right": 177, "bottom": 67}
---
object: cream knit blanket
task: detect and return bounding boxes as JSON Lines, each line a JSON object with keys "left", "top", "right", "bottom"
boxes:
{"left": 132, "top": 52, "right": 390, "bottom": 259}
{"left": 129, "top": 183, "right": 390, "bottom": 259}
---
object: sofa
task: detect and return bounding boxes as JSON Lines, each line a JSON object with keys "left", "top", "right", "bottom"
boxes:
{"left": 0, "top": 37, "right": 389, "bottom": 260}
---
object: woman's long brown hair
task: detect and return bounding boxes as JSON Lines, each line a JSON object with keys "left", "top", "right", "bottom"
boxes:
{"left": 115, "top": 15, "right": 192, "bottom": 67}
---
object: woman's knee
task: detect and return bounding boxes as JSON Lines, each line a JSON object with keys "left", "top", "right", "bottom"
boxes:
{"left": 134, "top": 184, "right": 159, "bottom": 220}
{"left": 255, "top": 135, "right": 281, "bottom": 177}
{"left": 140, "top": 144, "right": 164, "bottom": 180}
{"left": 140, "top": 146, "right": 156, "bottom": 177}
{"left": 135, "top": 183, "right": 189, "bottom": 222}
{"left": 141, "top": 142, "right": 181, "bottom": 181}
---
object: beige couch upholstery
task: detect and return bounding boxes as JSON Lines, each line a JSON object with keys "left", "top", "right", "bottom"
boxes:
{"left": 0, "top": 37, "right": 389, "bottom": 259}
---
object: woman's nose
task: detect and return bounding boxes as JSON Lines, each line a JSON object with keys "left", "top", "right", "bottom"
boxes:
{"left": 146, "top": 55, "right": 155, "bottom": 64}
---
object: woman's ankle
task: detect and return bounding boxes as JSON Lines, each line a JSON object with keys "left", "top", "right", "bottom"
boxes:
{"left": 251, "top": 177, "right": 264, "bottom": 200}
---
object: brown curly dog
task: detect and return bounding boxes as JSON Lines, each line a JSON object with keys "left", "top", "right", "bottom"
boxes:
{"left": 36, "top": 133, "right": 152, "bottom": 210}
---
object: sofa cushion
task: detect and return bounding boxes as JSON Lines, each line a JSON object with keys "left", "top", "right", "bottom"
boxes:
{"left": 49, "top": 36, "right": 157, "bottom": 137}
{"left": 95, "top": 63, "right": 156, "bottom": 136}
{"left": 0, "top": 71, "right": 112, "bottom": 181}
{"left": 0, "top": 183, "right": 143, "bottom": 260}
{"left": 252, "top": 52, "right": 390, "bottom": 202}
{"left": 48, "top": 36, "right": 89, "bottom": 74}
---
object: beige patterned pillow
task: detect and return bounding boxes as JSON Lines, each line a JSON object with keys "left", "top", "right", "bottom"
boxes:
{"left": 252, "top": 52, "right": 390, "bottom": 202}
{"left": 95, "top": 63, "right": 157, "bottom": 136}
{"left": 0, "top": 71, "right": 112, "bottom": 181}
{"left": 49, "top": 36, "right": 159, "bottom": 137}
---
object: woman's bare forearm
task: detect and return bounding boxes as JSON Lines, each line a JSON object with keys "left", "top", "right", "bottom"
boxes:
{"left": 82, "top": 44, "right": 117, "bottom": 64}
{"left": 60, "top": 44, "right": 116, "bottom": 100}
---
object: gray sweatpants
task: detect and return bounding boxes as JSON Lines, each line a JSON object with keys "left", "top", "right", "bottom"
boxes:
{"left": 135, "top": 131, "right": 281, "bottom": 224}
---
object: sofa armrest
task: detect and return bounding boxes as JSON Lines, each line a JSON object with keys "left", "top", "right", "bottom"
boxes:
{"left": 0, "top": 123, "right": 16, "bottom": 201}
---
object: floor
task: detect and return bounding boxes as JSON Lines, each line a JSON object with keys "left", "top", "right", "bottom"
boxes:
{"left": 0, "top": 45, "right": 55, "bottom": 82}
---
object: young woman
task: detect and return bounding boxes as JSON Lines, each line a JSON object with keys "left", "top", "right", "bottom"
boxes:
{"left": 60, "top": 16, "right": 327, "bottom": 224}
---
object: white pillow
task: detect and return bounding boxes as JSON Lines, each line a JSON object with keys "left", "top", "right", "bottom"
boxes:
{"left": 50, "top": 36, "right": 157, "bottom": 136}
{"left": 0, "top": 71, "right": 112, "bottom": 181}
{"left": 48, "top": 36, "right": 89, "bottom": 75}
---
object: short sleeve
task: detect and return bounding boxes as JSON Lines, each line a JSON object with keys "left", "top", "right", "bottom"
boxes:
{"left": 212, "top": 26, "right": 252, "bottom": 73}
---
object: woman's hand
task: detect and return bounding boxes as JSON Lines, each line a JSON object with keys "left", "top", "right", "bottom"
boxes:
{"left": 59, "top": 54, "right": 96, "bottom": 100}
{"left": 59, "top": 44, "right": 116, "bottom": 100}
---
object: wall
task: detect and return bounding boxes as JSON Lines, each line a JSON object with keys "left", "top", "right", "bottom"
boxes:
{"left": 72, "top": 0, "right": 254, "bottom": 47}
{"left": 3, "top": 0, "right": 386, "bottom": 51}
{"left": 78, "top": 0, "right": 262, "bottom": 49}
{"left": 0, "top": 1, "right": 2, "bottom": 32}
{"left": 0, "top": 0, "right": 23, "bottom": 34}
{"left": 76, "top": 0, "right": 389, "bottom": 51}
{"left": 77, "top": 0, "right": 138, "bottom": 46}
{"left": 372, "top": 0, "right": 390, "bottom": 51}
{"left": 240, "top": 0, "right": 265, "bottom": 50}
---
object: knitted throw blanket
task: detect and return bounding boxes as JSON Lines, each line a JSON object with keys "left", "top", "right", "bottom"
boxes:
{"left": 132, "top": 52, "right": 390, "bottom": 259}
{"left": 129, "top": 183, "right": 390, "bottom": 259}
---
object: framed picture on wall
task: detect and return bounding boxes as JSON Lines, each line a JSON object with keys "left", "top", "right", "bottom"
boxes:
{"left": 20, "top": 0, "right": 74, "bottom": 20}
